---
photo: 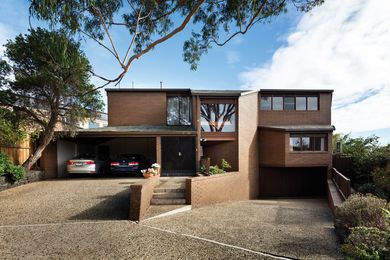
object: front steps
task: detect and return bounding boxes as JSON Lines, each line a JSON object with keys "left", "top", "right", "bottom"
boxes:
{"left": 151, "top": 178, "right": 187, "bottom": 205}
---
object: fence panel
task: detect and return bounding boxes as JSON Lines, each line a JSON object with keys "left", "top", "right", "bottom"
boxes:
{"left": 0, "top": 139, "right": 31, "bottom": 165}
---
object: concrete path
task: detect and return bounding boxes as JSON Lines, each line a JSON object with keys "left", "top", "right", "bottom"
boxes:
{"left": 0, "top": 180, "right": 341, "bottom": 259}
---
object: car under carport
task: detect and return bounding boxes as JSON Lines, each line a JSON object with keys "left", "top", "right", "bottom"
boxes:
{"left": 40, "top": 125, "right": 197, "bottom": 178}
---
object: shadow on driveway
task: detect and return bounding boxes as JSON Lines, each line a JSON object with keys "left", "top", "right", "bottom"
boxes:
{"left": 69, "top": 189, "right": 131, "bottom": 221}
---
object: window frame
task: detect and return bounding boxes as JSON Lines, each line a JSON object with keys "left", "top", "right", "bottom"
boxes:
{"left": 200, "top": 101, "right": 237, "bottom": 132}
{"left": 289, "top": 134, "right": 328, "bottom": 152}
{"left": 260, "top": 94, "right": 319, "bottom": 111}
{"left": 166, "top": 96, "right": 192, "bottom": 126}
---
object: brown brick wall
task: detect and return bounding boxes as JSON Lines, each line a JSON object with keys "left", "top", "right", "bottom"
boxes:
{"left": 284, "top": 132, "right": 332, "bottom": 167}
{"left": 187, "top": 172, "right": 246, "bottom": 208}
{"left": 201, "top": 140, "right": 238, "bottom": 171}
{"left": 108, "top": 92, "right": 167, "bottom": 126}
{"left": 258, "top": 130, "right": 285, "bottom": 166}
{"left": 129, "top": 176, "right": 160, "bottom": 221}
{"left": 259, "top": 93, "right": 332, "bottom": 125}
{"left": 238, "top": 92, "right": 260, "bottom": 198}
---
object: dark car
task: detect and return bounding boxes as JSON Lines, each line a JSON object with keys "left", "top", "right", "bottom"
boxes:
{"left": 110, "top": 154, "right": 150, "bottom": 175}
{"left": 67, "top": 154, "right": 110, "bottom": 176}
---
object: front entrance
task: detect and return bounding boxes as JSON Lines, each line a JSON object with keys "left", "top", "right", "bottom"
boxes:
{"left": 161, "top": 137, "right": 196, "bottom": 176}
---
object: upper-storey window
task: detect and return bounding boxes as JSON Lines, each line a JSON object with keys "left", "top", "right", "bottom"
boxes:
{"left": 260, "top": 96, "right": 272, "bottom": 110}
{"left": 307, "top": 96, "right": 319, "bottom": 110}
{"left": 289, "top": 134, "right": 327, "bottom": 152}
{"left": 200, "top": 102, "right": 236, "bottom": 132}
{"left": 167, "top": 96, "right": 191, "bottom": 125}
{"left": 260, "top": 95, "right": 319, "bottom": 111}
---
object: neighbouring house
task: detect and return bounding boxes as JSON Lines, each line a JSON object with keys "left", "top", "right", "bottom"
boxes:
{"left": 77, "top": 112, "right": 108, "bottom": 129}
{"left": 41, "top": 88, "right": 334, "bottom": 199}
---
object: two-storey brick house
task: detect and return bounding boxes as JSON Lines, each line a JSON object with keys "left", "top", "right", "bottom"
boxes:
{"left": 41, "top": 88, "right": 333, "bottom": 199}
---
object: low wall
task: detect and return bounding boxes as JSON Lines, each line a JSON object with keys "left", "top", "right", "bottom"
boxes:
{"left": 129, "top": 176, "right": 160, "bottom": 221}
{"left": 327, "top": 179, "right": 344, "bottom": 215}
{"left": 0, "top": 170, "right": 45, "bottom": 192}
{"left": 186, "top": 172, "right": 246, "bottom": 208}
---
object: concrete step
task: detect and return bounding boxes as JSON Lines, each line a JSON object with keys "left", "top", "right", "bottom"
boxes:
{"left": 151, "top": 198, "right": 186, "bottom": 205}
{"left": 154, "top": 187, "right": 185, "bottom": 193}
{"left": 153, "top": 192, "right": 185, "bottom": 199}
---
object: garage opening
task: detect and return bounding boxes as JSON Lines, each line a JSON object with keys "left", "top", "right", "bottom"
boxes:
{"left": 57, "top": 137, "right": 156, "bottom": 177}
{"left": 259, "top": 167, "right": 327, "bottom": 198}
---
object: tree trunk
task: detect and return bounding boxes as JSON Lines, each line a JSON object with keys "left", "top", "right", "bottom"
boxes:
{"left": 23, "top": 116, "right": 57, "bottom": 171}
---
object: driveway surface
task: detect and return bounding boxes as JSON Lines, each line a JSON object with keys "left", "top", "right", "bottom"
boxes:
{"left": 0, "top": 179, "right": 342, "bottom": 259}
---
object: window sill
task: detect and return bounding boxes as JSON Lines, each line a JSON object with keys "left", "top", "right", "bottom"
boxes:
{"left": 288, "top": 151, "right": 328, "bottom": 154}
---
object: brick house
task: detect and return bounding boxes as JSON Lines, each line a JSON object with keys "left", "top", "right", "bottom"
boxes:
{"left": 41, "top": 88, "right": 333, "bottom": 199}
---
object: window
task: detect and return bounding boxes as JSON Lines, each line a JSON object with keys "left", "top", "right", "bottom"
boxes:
{"left": 167, "top": 96, "right": 191, "bottom": 125}
{"left": 260, "top": 96, "right": 272, "bottom": 110}
{"left": 201, "top": 103, "right": 236, "bottom": 132}
{"left": 296, "top": 97, "right": 307, "bottom": 110}
{"left": 260, "top": 94, "right": 319, "bottom": 111}
{"left": 289, "top": 134, "right": 327, "bottom": 151}
{"left": 307, "top": 96, "right": 318, "bottom": 110}
{"left": 284, "top": 97, "right": 295, "bottom": 110}
{"left": 272, "top": 97, "right": 283, "bottom": 110}
{"left": 290, "top": 137, "right": 301, "bottom": 151}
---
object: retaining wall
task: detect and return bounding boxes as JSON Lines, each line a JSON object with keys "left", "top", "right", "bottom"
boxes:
{"left": 129, "top": 176, "right": 160, "bottom": 221}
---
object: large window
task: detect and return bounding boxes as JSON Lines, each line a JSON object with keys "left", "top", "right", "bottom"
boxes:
{"left": 260, "top": 95, "right": 319, "bottom": 111}
{"left": 167, "top": 96, "right": 191, "bottom": 125}
{"left": 200, "top": 103, "right": 236, "bottom": 132}
{"left": 289, "top": 134, "right": 327, "bottom": 152}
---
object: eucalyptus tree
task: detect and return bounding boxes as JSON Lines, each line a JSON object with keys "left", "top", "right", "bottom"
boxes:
{"left": 29, "top": 0, "right": 324, "bottom": 88}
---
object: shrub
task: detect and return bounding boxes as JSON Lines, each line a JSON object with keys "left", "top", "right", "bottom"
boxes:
{"left": 335, "top": 194, "right": 389, "bottom": 231}
{"left": 341, "top": 226, "right": 389, "bottom": 260}
{"left": 209, "top": 165, "right": 225, "bottom": 175}
{"left": 357, "top": 183, "right": 387, "bottom": 199}
{"left": 0, "top": 152, "right": 12, "bottom": 174}
{"left": 221, "top": 159, "right": 232, "bottom": 171}
{"left": 0, "top": 152, "right": 25, "bottom": 181}
{"left": 372, "top": 166, "right": 390, "bottom": 198}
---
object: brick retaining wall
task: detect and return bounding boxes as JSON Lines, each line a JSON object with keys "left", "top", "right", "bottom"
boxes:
{"left": 186, "top": 172, "right": 246, "bottom": 208}
{"left": 129, "top": 176, "right": 160, "bottom": 221}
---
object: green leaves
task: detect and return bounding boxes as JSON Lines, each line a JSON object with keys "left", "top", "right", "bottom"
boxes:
{"left": 0, "top": 27, "right": 103, "bottom": 141}
{"left": 29, "top": 0, "right": 325, "bottom": 77}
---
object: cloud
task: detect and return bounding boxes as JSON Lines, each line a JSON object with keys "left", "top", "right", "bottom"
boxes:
{"left": 239, "top": 0, "right": 390, "bottom": 133}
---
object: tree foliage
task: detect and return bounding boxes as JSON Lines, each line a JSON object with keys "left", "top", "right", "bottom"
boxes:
{"left": 0, "top": 28, "right": 103, "bottom": 170}
{"left": 29, "top": 0, "right": 324, "bottom": 87}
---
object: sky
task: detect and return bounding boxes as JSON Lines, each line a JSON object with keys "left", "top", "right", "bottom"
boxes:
{"left": 0, "top": 0, "right": 389, "bottom": 144}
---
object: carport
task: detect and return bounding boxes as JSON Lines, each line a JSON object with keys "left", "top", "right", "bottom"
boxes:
{"left": 259, "top": 167, "right": 328, "bottom": 198}
{"left": 56, "top": 137, "right": 156, "bottom": 177}
{"left": 41, "top": 125, "right": 197, "bottom": 178}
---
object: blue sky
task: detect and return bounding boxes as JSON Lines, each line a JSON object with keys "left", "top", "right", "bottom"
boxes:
{"left": 1, "top": 0, "right": 389, "bottom": 144}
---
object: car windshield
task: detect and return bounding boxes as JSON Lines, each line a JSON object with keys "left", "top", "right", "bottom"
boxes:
{"left": 73, "top": 154, "right": 95, "bottom": 159}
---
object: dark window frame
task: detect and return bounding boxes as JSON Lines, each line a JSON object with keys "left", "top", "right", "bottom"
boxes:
{"left": 289, "top": 134, "right": 328, "bottom": 152}
{"left": 200, "top": 102, "right": 236, "bottom": 132}
{"left": 166, "top": 96, "right": 192, "bottom": 126}
{"left": 260, "top": 94, "right": 319, "bottom": 111}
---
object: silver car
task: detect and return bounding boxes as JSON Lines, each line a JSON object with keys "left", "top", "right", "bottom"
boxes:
{"left": 67, "top": 154, "right": 109, "bottom": 175}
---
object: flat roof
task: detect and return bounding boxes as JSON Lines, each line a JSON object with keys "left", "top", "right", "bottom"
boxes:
{"left": 105, "top": 88, "right": 333, "bottom": 96}
{"left": 105, "top": 88, "right": 191, "bottom": 93}
{"left": 259, "top": 89, "right": 333, "bottom": 93}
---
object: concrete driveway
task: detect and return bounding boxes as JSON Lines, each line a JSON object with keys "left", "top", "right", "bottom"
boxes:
{"left": 0, "top": 180, "right": 341, "bottom": 259}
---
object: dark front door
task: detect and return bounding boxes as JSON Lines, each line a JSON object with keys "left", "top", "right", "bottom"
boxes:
{"left": 161, "top": 137, "right": 196, "bottom": 176}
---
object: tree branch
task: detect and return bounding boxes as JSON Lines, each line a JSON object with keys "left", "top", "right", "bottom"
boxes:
{"left": 209, "top": 0, "right": 271, "bottom": 47}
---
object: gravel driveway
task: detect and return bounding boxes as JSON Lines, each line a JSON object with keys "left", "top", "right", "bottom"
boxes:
{"left": 0, "top": 177, "right": 139, "bottom": 225}
{"left": 0, "top": 180, "right": 341, "bottom": 259}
